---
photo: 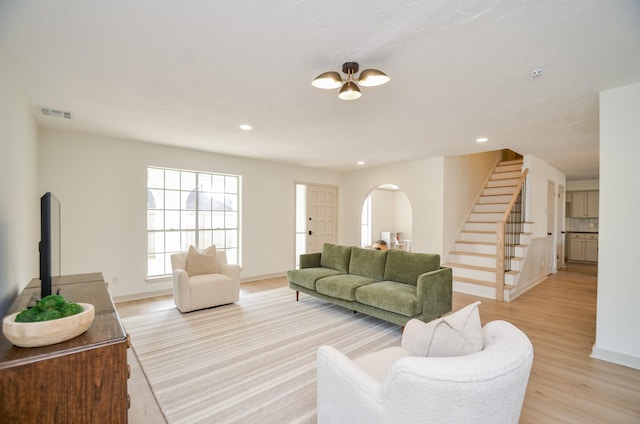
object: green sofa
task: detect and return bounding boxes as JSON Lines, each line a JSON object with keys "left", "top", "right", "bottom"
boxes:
{"left": 287, "top": 243, "right": 452, "bottom": 326}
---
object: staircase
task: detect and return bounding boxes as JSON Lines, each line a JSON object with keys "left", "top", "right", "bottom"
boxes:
{"left": 444, "top": 159, "right": 531, "bottom": 301}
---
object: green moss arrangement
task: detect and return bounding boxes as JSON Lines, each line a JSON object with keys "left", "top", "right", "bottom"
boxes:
{"left": 15, "top": 295, "right": 84, "bottom": 323}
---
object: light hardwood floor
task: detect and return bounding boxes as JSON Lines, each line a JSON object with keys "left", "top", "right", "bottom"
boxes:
{"left": 116, "top": 264, "right": 640, "bottom": 423}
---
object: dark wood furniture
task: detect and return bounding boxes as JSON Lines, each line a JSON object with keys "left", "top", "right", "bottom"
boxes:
{"left": 0, "top": 273, "right": 129, "bottom": 423}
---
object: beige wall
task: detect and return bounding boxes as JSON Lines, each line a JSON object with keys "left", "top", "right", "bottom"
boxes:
{"left": 38, "top": 128, "right": 340, "bottom": 300}
{"left": 339, "top": 157, "right": 445, "bottom": 255}
{"left": 0, "top": 48, "right": 39, "bottom": 317}
{"left": 593, "top": 81, "right": 640, "bottom": 369}
{"left": 442, "top": 151, "right": 502, "bottom": 256}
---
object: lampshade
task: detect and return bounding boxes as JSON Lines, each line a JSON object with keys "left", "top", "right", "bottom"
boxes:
{"left": 311, "top": 71, "right": 342, "bottom": 89}
{"left": 338, "top": 81, "right": 361, "bottom": 100}
{"left": 358, "top": 69, "right": 390, "bottom": 87}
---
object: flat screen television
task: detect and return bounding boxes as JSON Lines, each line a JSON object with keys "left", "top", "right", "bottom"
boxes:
{"left": 39, "top": 192, "right": 61, "bottom": 298}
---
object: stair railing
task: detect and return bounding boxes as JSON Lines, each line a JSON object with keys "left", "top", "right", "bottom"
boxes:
{"left": 495, "top": 168, "right": 528, "bottom": 301}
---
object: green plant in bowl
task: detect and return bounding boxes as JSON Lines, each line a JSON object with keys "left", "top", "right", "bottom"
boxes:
{"left": 15, "top": 295, "right": 84, "bottom": 322}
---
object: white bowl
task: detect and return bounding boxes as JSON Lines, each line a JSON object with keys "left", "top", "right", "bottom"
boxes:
{"left": 2, "top": 303, "right": 95, "bottom": 348}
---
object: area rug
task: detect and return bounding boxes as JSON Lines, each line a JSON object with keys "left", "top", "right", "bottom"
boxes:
{"left": 122, "top": 287, "right": 402, "bottom": 424}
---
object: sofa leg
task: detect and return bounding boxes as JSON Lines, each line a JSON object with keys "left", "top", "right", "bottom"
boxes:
{"left": 296, "top": 291, "right": 299, "bottom": 302}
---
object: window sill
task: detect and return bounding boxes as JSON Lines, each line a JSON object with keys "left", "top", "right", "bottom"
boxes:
{"left": 145, "top": 275, "right": 172, "bottom": 284}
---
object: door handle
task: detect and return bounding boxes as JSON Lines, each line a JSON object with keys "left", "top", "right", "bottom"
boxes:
{"left": 308, "top": 230, "right": 312, "bottom": 235}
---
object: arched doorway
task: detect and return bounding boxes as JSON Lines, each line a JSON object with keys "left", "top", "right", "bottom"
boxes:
{"left": 360, "top": 184, "right": 413, "bottom": 250}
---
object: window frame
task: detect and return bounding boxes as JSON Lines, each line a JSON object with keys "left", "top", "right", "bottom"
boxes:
{"left": 146, "top": 166, "right": 241, "bottom": 278}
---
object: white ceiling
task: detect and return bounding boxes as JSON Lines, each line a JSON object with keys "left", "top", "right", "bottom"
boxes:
{"left": 1, "top": 1, "right": 639, "bottom": 180}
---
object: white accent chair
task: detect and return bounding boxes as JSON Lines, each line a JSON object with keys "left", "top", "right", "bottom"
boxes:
{"left": 317, "top": 320, "right": 534, "bottom": 424}
{"left": 170, "top": 249, "right": 241, "bottom": 313}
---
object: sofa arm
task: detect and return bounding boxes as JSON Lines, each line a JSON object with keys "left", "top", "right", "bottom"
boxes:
{"left": 317, "top": 345, "right": 384, "bottom": 424}
{"left": 416, "top": 266, "right": 452, "bottom": 322}
{"left": 300, "top": 252, "right": 322, "bottom": 269}
{"left": 172, "top": 268, "right": 192, "bottom": 313}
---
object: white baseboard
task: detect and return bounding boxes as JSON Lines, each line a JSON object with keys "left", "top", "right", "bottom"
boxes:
{"left": 591, "top": 345, "right": 640, "bottom": 370}
{"left": 240, "top": 272, "right": 286, "bottom": 283}
{"left": 112, "top": 288, "right": 173, "bottom": 303}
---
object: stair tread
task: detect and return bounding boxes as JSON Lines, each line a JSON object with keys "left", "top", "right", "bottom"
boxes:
{"left": 455, "top": 241, "right": 497, "bottom": 246}
{"left": 459, "top": 230, "right": 495, "bottom": 234}
{"left": 443, "top": 262, "right": 496, "bottom": 272}
{"left": 453, "top": 276, "right": 515, "bottom": 290}
{"left": 487, "top": 180, "right": 518, "bottom": 184}
{"left": 449, "top": 251, "right": 496, "bottom": 258}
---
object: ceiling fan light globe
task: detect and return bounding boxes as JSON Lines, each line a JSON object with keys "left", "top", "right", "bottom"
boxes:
{"left": 338, "top": 81, "right": 362, "bottom": 100}
{"left": 358, "top": 69, "right": 390, "bottom": 87}
{"left": 311, "top": 71, "right": 342, "bottom": 89}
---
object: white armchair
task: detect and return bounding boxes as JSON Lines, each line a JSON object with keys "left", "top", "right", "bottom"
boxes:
{"left": 170, "top": 247, "right": 241, "bottom": 313}
{"left": 317, "top": 319, "right": 533, "bottom": 424}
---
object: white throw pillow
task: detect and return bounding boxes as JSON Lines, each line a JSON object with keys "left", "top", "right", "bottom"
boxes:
{"left": 186, "top": 245, "right": 219, "bottom": 276}
{"left": 405, "top": 301, "right": 483, "bottom": 357}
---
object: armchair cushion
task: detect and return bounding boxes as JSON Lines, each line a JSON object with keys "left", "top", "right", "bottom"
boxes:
{"left": 403, "top": 301, "right": 483, "bottom": 357}
{"left": 186, "top": 245, "right": 219, "bottom": 276}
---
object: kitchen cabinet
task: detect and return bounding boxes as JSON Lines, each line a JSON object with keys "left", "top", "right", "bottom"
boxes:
{"left": 571, "top": 191, "right": 599, "bottom": 217}
{"left": 568, "top": 233, "right": 598, "bottom": 262}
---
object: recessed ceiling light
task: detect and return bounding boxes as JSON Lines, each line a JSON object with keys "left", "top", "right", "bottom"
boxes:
{"left": 357, "top": 161, "right": 365, "bottom": 165}
{"left": 476, "top": 137, "right": 488, "bottom": 143}
{"left": 240, "top": 124, "right": 252, "bottom": 131}
{"left": 530, "top": 67, "right": 544, "bottom": 77}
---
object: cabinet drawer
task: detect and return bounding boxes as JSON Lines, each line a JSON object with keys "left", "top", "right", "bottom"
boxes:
{"left": 569, "top": 233, "right": 586, "bottom": 240}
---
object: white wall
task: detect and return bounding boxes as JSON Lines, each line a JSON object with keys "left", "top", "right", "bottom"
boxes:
{"left": 370, "top": 189, "right": 395, "bottom": 245}
{"left": 593, "top": 82, "right": 640, "bottom": 369}
{"left": 443, "top": 151, "right": 502, "bottom": 256}
{"left": 38, "top": 128, "right": 340, "bottom": 300}
{"left": 0, "top": 48, "right": 39, "bottom": 316}
{"left": 523, "top": 155, "right": 566, "bottom": 273}
{"left": 368, "top": 188, "right": 412, "bottom": 247}
{"left": 394, "top": 191, "right": 412, "bottom": 243}
{"left": 567, "top": 180, "right": 599, "bottom": 191}
{"left": 340, "top": 157, "right": 445, "bottom": 255}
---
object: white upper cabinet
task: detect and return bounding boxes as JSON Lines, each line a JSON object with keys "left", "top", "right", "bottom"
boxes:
{"left": 570, "top": 191, "right": 599, "bottom": 218}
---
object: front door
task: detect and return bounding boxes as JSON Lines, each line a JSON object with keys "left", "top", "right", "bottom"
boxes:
{"left": 306, "top": 185, "right": 338, "bottom": 253}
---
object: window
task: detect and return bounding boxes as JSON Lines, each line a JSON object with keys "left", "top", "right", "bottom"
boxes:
{"left": 361, "top": 195, "right": 372, "bottom": 247}
{"left": 147, "top": 167, "right": 240, "bottom": 278}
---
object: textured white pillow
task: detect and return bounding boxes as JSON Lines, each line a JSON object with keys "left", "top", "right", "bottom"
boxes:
{"left": 186, "top": 245, "right": 219, "bottom": 276}
{"left": 405, "top": 301, "right": 483, "bottom": 357}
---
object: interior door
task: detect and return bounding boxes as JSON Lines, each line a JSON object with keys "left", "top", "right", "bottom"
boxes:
{"left": 306, "top": 185, "right": 338, "bottom": 253}
{"left": 546, "top": 180, "right": 556, "bottom": 273}
{"left": 556, "top": 185, "right": 566, "bottom": 269}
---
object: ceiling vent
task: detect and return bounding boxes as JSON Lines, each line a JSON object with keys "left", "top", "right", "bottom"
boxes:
{"left": 41, "top": 107, "right": 72, "bottom": 119}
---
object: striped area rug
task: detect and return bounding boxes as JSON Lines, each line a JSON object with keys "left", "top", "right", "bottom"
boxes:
{"left": 123, "top": 287, "right": 402, "bottom": 424}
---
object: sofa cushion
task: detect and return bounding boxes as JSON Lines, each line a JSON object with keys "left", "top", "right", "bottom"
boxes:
{"left": 355, "top": 281, "right": 421, "bottom": 317}
{"left": 383, "top": 250, "right": 440, "bottom": 286}
{"left": 403, "top": 301, "right": 483, "bottom": 357}
{"left": 316, "top": 274, "right": 379, "bottom": 301}
{"left": 320, "top": 243, "right": 352, "bottom": 272}
{"left": 349, "top": 247, "right": 387, "bottom": 280}
{"left": 287, "top": 268, "right": 345, "bottom": 290}
{"left": 186, "top": 245, "right": 219, "bottom": 276}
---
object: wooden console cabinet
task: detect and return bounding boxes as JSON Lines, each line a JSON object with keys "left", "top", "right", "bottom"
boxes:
{"left": 0, "top": 273, "right": 129, "bottom": 423}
